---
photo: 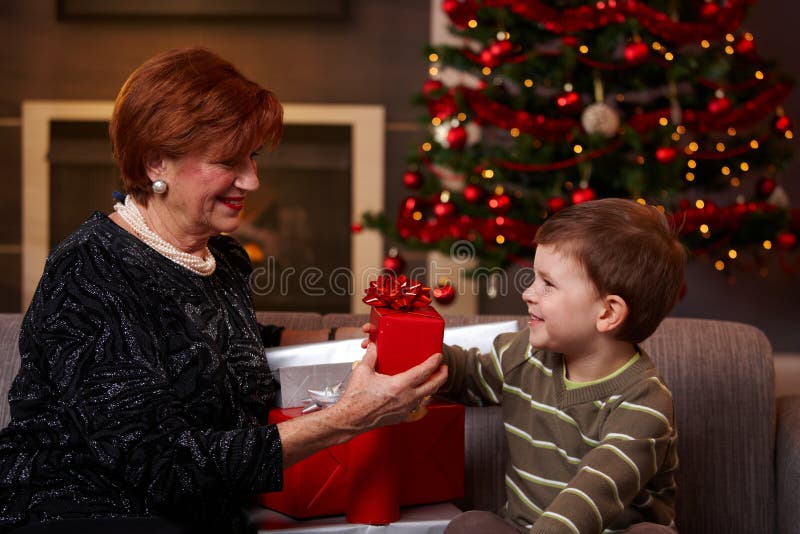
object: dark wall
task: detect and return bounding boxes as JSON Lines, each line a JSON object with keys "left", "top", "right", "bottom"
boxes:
{"left": 0, "top": 1, "right": 798, "bottom": 351}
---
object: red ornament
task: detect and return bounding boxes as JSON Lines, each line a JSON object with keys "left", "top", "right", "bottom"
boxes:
{"left": 463, "top": 183, "right": 484, "bottom": 204}
{"left": 699, "top": 2, "right": 720, "bottom": 18}
{"left": 655, "top": 146, "right": 678, "bottom": 164}
{"left": 350, "top": 222, "right": 363, "bottom": 233}
{"left": 776, "top": 231, "right": 797, "bottom": 250}
{"left": 756, "top": 177, "right": 777, "bottom": 198}
{"left": 479, "top": 48, "right": 500, "bottom": 67}
{"left": 623, "top": 42, "right": 649, "bottom": 65}
{"left": 403, "top": 170, "right": 423, "bottom": 189}
{"left": 432, "top": 281, "right": 456, "bottom": 305}
{"left": 556, "top": 91, "right": 581, "bottom": 114}
{"left": 442, "top": 0, "right": 477, "bottom": 29}
{"left": 547, "top": 196, "right": 568, "bottom": 213}
{"left": 773, "top": 115, "right": 793, "bottom": 135}
{"left": 571, "top": 187, "right": 596, "bottom": 204}
{"left": 734, "top": 37, "right": 756, "bottom": 57}
{"left": 707, "top": 96, "right": 731, "bottom": 115}
{"left": 433, "top": 200, "right": 457, "bottom": 220}
{"left": 422, "top": 79, "right": 444, "bottom": 97}
{"left": 446, "top": 125, "right": 468, "bottom": 150}
{"left": 400, "top": 196, "right": 422, "bottom": 216}
{"left": 488, "top": 39, "right": 514, "bottom": 60}
{"left": 488, "top": 193, "right": 512, "bottom": 215}
{"left": 382, "top": 251, "right": 406, "bottom": 274}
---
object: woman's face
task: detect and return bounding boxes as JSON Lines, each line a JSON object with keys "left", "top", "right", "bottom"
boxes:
{"left": 154, "top": 148, "right": 261, "bottom": 244}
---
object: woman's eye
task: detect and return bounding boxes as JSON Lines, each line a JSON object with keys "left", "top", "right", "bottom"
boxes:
{"left": 250, "top": 151, "right": 260, "bottom": 159}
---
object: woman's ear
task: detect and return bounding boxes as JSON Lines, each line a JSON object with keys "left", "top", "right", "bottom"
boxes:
{"left": 144, "top": 151, "right": 165, "bottom": 181}
{"left": 596, "top": 294, "right": 628, "bottom": 334}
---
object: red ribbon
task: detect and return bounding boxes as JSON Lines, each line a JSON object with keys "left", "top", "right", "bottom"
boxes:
{"left": 363, "top": 274, "right": 432, "bottom": 310}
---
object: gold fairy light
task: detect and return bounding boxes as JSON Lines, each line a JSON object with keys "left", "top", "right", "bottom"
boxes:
{"left": 763, "top": 240, "right": 773, "bottom": 250}
{"left": 728, "top": 249, "right": 738, "bottom": 259}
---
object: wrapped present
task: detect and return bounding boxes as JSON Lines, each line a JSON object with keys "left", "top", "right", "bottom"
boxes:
{"left": 363, "top": 274, "right": 445, "bottom": 376}
{"left": 264, "top": 320, "right": 518, "bottom": 409}
{"left": 259, "top": 402, "right": 465, "bottom": 522}
{"left": 266, "top": 339, "right": 362, "bottom": 408}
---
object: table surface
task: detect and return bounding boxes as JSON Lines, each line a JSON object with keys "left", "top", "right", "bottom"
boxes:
{"left": 252, "top": 503, "right": 462, "bottom": 533}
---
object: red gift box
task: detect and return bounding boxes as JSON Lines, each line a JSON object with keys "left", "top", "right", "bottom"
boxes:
{"left": 362, "top": 274, "right": 445, "bottom": 376}
{"left": 369, "top": 305, "right": 445, "bottom": 376}
{"left": 259, "top": 403, "right": 465, "bottom": 522}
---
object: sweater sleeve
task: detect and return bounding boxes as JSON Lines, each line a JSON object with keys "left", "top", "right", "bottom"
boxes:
{"left": 16, "top": 241, "right": 284, "bottom": 510}
{"left": 439, "top": 331, "right": 524, "bottom": 406}
{"left": 530, "top": 378, "right": 677, "bottom": 533}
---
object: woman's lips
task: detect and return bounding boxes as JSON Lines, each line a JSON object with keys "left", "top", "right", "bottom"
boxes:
{"left": 219, "top": 197, "right": 244, "bottom": 211}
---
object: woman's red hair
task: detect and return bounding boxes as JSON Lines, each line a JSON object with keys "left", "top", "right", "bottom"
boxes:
{"left": 109, "top": 47, "right": 283, "bottom": 205}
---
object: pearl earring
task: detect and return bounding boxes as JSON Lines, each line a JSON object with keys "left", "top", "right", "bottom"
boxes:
{"left": 152, "top": 180, "right": 168, "bottom": 194}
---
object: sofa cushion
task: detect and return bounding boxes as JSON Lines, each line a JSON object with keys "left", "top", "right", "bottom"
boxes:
{"left": 0, "top": 314, "right": 23, "bottom": 428}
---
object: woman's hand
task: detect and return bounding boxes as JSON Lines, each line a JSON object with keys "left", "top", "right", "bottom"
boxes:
{"left": 332, "top": 342, "right": 447, "bottom": 431}
{"left": 276, "top": 342, "right": 448, "bottom": 467}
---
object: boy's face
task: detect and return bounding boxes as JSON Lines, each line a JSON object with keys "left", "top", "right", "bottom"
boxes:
{"left": 522, "top": 244, "right": 606, "bottom": 357}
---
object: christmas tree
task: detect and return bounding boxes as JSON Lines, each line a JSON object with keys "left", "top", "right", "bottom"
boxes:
{"left": 363, "top": 0, "right": 798, "bottom": 281}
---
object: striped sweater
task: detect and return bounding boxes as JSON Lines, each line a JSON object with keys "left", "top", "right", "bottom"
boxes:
{"left": 441, "top": 328, "right": 678, "bottom": 534}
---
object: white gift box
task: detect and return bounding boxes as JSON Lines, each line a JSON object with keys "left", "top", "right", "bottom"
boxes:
{"left": 265, "top": 320, "right": 519, "bottom": 408}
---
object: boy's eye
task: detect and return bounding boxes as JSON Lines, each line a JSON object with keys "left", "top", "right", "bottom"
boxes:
{"left": 250, "top": 151, "right": 260, "bottom": 159}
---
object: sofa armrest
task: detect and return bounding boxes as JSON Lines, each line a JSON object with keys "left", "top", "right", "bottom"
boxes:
{"left": 777, "top": 394, "right": 800, "bottom": 534}
{"left": 459, "top": 406, "right": 507, "bottom": 514}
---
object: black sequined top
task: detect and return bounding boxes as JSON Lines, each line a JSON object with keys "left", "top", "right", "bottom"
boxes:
{"left": 0, "top": 213, "right": 283, "bottom": 533}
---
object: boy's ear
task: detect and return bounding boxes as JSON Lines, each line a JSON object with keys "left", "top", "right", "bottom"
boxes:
{"left": 596, "top": 294, "right": 628, "bottom": 334}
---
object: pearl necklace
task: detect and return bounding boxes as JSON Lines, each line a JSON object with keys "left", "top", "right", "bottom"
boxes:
{"left": 114, "top": 195, "right": 216, "bottom": 276}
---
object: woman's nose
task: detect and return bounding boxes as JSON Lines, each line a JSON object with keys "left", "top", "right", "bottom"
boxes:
{"left": 236, "top": 160, "right": 260, "bottom": 191}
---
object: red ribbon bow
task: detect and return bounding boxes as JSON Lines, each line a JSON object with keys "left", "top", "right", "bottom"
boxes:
{"left": 363, "top": 274, "right": 432, "bottom": 310}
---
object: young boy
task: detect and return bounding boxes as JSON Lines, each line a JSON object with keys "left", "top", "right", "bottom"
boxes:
{"left": 442, "top": 198, "right": 686, "bottom": 533}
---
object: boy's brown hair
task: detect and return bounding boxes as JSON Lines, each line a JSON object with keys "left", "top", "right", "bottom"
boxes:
{"left": 535, "top": 198, "right": 686, "bottom": 343}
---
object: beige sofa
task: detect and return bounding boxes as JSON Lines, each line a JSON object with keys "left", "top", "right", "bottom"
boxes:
{"left": 1, "top": 312, "right": 798, "bottom": 533}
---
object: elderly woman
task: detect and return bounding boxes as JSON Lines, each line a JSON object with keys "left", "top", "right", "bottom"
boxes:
{"left": 0, "top": 48, "right": 446, "bottom": 534}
